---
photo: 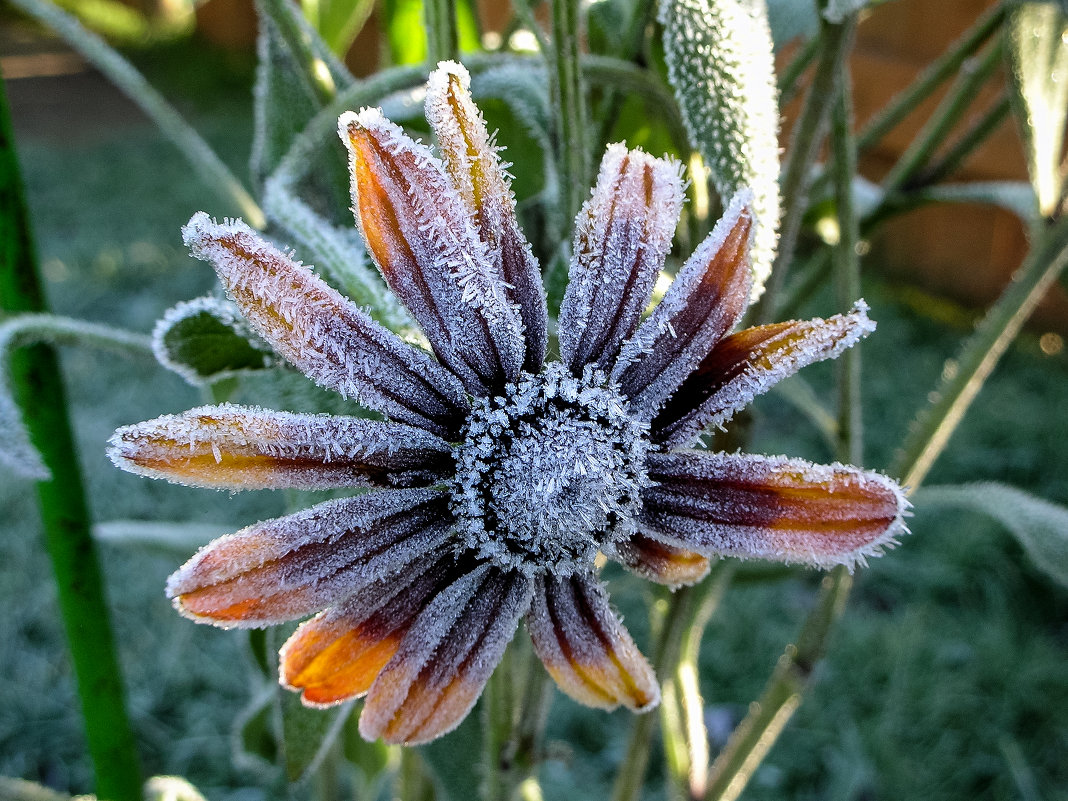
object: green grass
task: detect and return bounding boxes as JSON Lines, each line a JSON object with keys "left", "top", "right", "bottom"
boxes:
{"left": 2, "top": 42, "right": 1067, "bottom": 801}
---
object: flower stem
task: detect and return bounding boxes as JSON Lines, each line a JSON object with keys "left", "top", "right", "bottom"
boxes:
{"left": 611, "top": 585, "right": 695, "bottom": 801}
{"left": 753, "top": 12, "right": 856, "bottom": 325}
{"left": 8, "top": 0, "right": 265, "bottom": 228}
{"left": 894, "top": 215, "right": 1068, "bottom": 489}
{"left": 424, "top": 0, "right": 459, "bottom": 65}
{"left": 0, "top": 72, "right": 142, "bottom": 801}
{"left": 550, "top": 0, "right": 589, "bottom": 222}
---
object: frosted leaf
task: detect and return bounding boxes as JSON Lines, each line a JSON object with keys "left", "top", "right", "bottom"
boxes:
{"left": 527, "top": 572, "right": 659, "bottom": 711}
{"left": 660, "top": 0, "right": 780, "bottom": 299}
{"left": 641, "top": 450, "right": 910, "bottom": 570}
{"left": 359, "top": 565, "right": 532, "bottom": 744}
{"left": 182, "top": 212, "right": 469, "bottom": 438}
{"left": 340, "top": 108, "right": 527, "bottom": 395}
{"left": 108, "top": 403, "right": 453, "bottom": 491}
{"left": 653, "top": 300, "right": 875, "bottom": 447}
{"left": 280, "top": 549, "right": 472, "bottom": 706}
{"left": 426, "top": 61, "right": 548, "bottom": 372}
{"left": 558, "top": 144, "right": 686, "bottom": 374}
{"left": 166, "top": 487, "right": 453, "bottom": 628}
{"left": 613, "top": 193, "right": 754, "bottom": 418}
{"left": 0, "top": 382, "right": 48, "bottom": 480}
{"left": 821, "top": 0, "right": 868, "bottom": 24}
{"left": 152, "top": 296, "right": 276, "bottom": 386}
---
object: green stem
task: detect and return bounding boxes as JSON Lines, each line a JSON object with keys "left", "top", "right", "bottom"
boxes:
{"left": 611, "top": 586, "right": 695, "bottom": 801}
{"left": 858, "top": 0, "right": 1006, "bottom": 151}
{"left": 550, "top": 0, "right": 589, "bottom": 221}
{"left": 754, "top": 13, "right": 857, "bottom": 325}
{"left": 777, "top": 34, "right": 820, "bottom": 107}
{"left": 894, "top": 215, "right": 1068, "bottom": 488}
{"left": 703, "top": 569, "right": 853, "bottom": 801}
{"left": 8, "top": 0, "right": 264, "bottom": 228}
{"left": 0, "top": 72, "right": 143, "bottom": 801}
{"left": 913, "top": 92, "right": 1012, "bottom": 187}
{"left": 831, "top": 72, "right": 863, "bottom": 467}
{"left": 881, "top": 38, "right": 1004, "bottom": 194}
{"left": 591, "top": 0, "right": 657, "bottom": 158}
{"left": 424, "top": 0, "right": 459, "bottom": 64}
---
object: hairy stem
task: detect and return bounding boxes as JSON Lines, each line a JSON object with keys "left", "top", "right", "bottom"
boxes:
{"left": 8, "top": 0, "right": 264, "bottom": 228}
{"left": 550, "top": 0, "right": 589, "bottom": 222}
{"left": 424, "top": 0, "right": 459, "bottom": 64}
{"left": 0, "top": 71, "right": 142, "bottom": 801}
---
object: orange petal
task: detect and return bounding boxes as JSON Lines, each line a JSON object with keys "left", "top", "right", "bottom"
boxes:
{"left": 612, "top": 532, "right": 711, "bottom": 588}
{"left": 340, "top": 108, "right": 525, "bottom": 394}
{"left": 613, "top": 193, "right": 753, "bottom": 419}
{"left": 280, "top": 551, "right": 465, "bottom": 706}
{"left": 426, "top": 62, "right": 547, "bottom": 372}
{"left": 527, "top": 573, "right": 659, "bottom": 712}
{"left": 358, "top": 565, "right": 532, "bottom": 745}
{"left": 642, "top": 451, "right": 908, "bottom": 569}
{"left": 167, "top": 489, "right": 452, "bottom": 627}
{"left": 182, "top": 213, "right": 468, "bottom": 438}
{"left": 108, "top": 404, "right": 453, "bottom": 491}
{"left": 652, "top": 302, "right": 874, "bottom": 447}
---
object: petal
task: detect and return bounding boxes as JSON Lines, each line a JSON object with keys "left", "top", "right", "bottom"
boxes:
{"left": 610, "top": 532, "right": 711, "bottom": 588}
{"left": 426, "top": 61, "right": 547, "bottom": 373}
{"left": 166, "top": 488, "right": 453, "bottom": 627}
{"left": 612, "top": 193, "right": 753, "bottom": 418}
{"left": 641, "top": 451, "right": 909, "bottom": 569}
{"left": 340, "top": 108, "right": 526, "bottom": 395}
{"left": 280, "top": 550, "right": 469, "bottom": 706}
{"left": 652, "top": 301, "right": 875, "bottom": 448}
{"left": 182, "top": 214, "right": 469, "bottom": 438}
{"left": 527, "top": 572, "right": 659, "bottom": 712}
{"left": 558, "top": 144, "right": 685, "bottom": 374}
{"left": 359, "top": 565, "right": 533, "bottom": 745}
{"left": 108, "top": 403, "right": 453, "bottom": 491}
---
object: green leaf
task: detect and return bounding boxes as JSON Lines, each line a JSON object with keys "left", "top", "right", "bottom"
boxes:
{"left": 382, "top": 0, "right": 427, "bottom": 65}
{"left": 659, "top": 0, "right": 782, "bottom": 300}
{"left": 918, "top": 483, "right": 1068, "bottom": 588}
{"left": 418, "top": 708, "right": 483, "bottom": 800}
{"left": 280, "top": 691, "right": 353, "bottom": 782}
{"left": 1005, "top": 2, "right": 1068, "bottom": 216}
{"left": 152, "top": 296, "right": 274, "bottom": 386}
{"left": 342, "top": 713, "right": 396, "bottom": 793}
{"left": 307, "top": 0, "right": 376, "bottom": 56}
{"left": 235, "top": 690, "right": 279, "bottom": 767}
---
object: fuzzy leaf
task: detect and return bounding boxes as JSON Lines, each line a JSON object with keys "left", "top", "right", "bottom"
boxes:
{"left": 153, "top": 297, "right": 275, "bottom": 386}
{"left": 659, "top": 0, "right": 781, "bottom": 299}
{"left": 766, "top": 0, "right": 818, "bottom": 46}
{"left": 918, "top": 483, "right": 1068, "bottom": 588}
{"left": 1005, "top": 2, "right": 1068, "bottom": 216}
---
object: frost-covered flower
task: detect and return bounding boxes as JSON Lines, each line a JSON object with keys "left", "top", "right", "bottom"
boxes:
{"left": 109, "top": 62, "right": 907, "bottom": 746}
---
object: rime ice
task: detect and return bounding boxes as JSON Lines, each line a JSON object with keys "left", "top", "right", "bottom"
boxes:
{"left": 109, "top": 62, "right": 908, "bottom": 747}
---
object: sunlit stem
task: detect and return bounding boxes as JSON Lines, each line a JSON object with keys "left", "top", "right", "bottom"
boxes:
{"left": 754, "top": 12, "right": 856, "bottom": 325}
{"left": 881, "top": 38, "right": 1004, "bottom": 194}
{"left": 550, "top": 0, "right": 590, "bottom": 222}
{"left": 7, "top": 0, "right": 264, "bottom": 229}
{"left": 704, "top": 569, "right": 852, "bottom": 801}
{"left": 831, "top": 72, "right": 863, "bottom": 467}
{"left": 424, "top": 0, "right": 459, "bottom": 64}
{"left": 858, "top": 0, "right": 1007, "bottom": 151}
{"left": 398, "top": 749, "right": 435, "bottom": 801}
{"left": 612, "top": 584, "right": 696, "bottom": 801}
{"left": 0, "top": 72, "right": 143, "bottom": 801}
{"left": 894, "top": 215, "right": 1068, "bottom": 489}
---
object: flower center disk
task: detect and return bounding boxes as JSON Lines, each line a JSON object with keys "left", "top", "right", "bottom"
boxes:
{"left": 452, "top": 363, "right": 650, "bottom": 576}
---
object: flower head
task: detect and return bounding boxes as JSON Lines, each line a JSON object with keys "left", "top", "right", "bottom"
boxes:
{"left": 109, "top": 62, "right": 907, "bottom": 745}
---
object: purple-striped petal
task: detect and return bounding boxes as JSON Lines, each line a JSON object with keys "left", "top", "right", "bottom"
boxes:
{"left": 610, "top": 532, "right": 711, "bottom": 588}
{"left": 642, "top": 451, "right": 908, "bottom": 569}
{"left": 559, "top": 144, "right": 685, "bottom": 373}
{"left": 182, "top": 214, "right": 469, "bottom": 438}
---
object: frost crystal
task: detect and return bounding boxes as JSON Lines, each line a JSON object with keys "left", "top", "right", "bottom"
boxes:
{"left": 452, "top": 363, "right": 649, "bottom": 576}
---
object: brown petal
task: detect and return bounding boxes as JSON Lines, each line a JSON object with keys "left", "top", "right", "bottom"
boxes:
{"left": 527, "top": 572, "right": 659, "bottom": 712}
{"left": 359, "top": 565, "right": 533, "bottom": 744}
{"left": 340, "top": 109, "right": 526, "bottom": 395}
{"left": 426, "top": 62, "right": 547, "bottom": 372}
{"left": 612, "top": 194, "right": 753, "bottom": 419}
{"left": 108, "top": 404, "right": 453, "bottom": 491}
{"left": 182, "top": 213, "right": 469, "bottom": 438}
{"left": 167, "top": 489, "right": 453, "bottom": 627}
{"left": 558, "top": 144, "right": 685, "bottom": 374}
{"left": 611, "top": 532, "right": 711, "bottom": 588}
{"left": 280, "top": 550, "right": 471, "bottom": 706}
{"left": 652, "top": 302, "right": 874, "bottom": 448}
{"left": 642, "top": 451, "right": 908, "bottom": 569}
